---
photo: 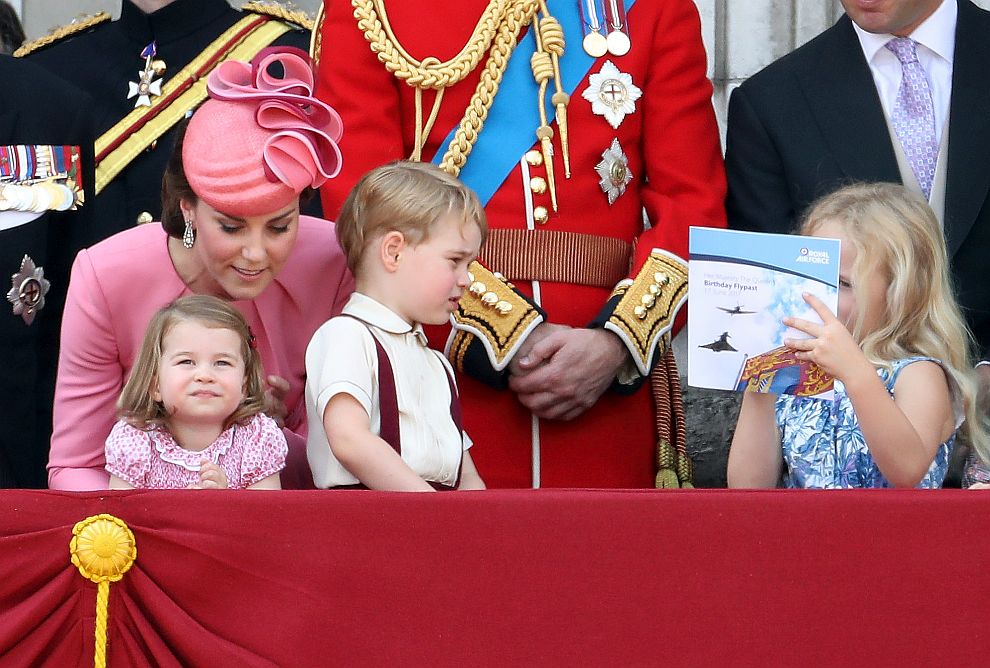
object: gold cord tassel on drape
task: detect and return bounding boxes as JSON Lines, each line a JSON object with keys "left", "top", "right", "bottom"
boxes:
{"left": 69, "top": 514, "right": 137, "bottom": 668}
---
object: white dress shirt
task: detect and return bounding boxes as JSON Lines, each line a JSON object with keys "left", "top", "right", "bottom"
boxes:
{"left": 305, "top": 292, "right": 471, "bottom": 488}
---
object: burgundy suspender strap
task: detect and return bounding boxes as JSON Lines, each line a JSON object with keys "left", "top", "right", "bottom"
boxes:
{"left": 336, "top": 315, "right": 459, "bottom": 491}
{"left": 370, "top": 331, "right": 402, "bottom": 454}
{"left": 435, "top": 350, "right": 465, "bottom": 489}
{"left": 339, "top": 314, "right": 400, "bottom": 453}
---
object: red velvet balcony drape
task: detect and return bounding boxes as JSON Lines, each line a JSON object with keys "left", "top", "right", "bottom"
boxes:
{"left": 1, "top": 489, "right": 988, "bottom": 666}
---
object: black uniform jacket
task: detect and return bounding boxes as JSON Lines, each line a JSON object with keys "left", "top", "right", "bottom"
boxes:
{"left": 0, "top": 55, "right": 104, "bottom": 487}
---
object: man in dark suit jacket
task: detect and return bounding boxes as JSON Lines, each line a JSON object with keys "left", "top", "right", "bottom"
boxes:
{"left": 724, "top": 0, "right": 990, "bottom": 361}
{"left": 0, "top": 55, "right": 106, "bottom": 487}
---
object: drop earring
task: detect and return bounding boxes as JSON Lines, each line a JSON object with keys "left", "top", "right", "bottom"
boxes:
{"left": 182, "top": 220, "right": 195, "bottom": 249}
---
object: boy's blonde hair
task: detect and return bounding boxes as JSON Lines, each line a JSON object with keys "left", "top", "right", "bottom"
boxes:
{"left": 118, "top": 295, "right": 267, "bottom": 430}
{"left": 335, "top": 161, "right": 488, "bottom": 273}
{"left": 801, "top": 182, "right": 986, "bottom": 449}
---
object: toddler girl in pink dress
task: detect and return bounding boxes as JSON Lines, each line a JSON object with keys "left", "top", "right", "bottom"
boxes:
{"left": 106, "top": 295, "right": 286, "bottom": 489}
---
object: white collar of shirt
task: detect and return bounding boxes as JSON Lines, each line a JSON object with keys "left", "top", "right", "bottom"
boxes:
{"left": 341, "top": 292, "right": 429, "bottom": 346}
{"left": 851, "top": 0, "right": 956, "bottom": 66}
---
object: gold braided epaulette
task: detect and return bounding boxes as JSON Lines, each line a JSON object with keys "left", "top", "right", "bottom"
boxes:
{"left": 604, "top": 249, "right": 689, "bottom": 376}
{"left": 241, "top": 1, "right": 313, "bottom": 30}
{"left": 447, "top": 260, "right": 542, "bottom": 371}
{"left": 12, "top": 12, "right": 111, "bottom": 58}
{"left": 309, "top": 3, "right": 325, "bottom": 64}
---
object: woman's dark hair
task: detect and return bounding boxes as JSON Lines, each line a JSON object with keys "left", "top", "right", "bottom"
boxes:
{"left": 0, "top": 1, "right": 26, "bottom": 55}
{"left": 160, "top": 118, "right": 196, "bottom": 239}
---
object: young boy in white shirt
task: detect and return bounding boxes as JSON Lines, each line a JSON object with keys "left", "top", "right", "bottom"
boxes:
{"left": 305, "top": 161, "right": 486, "bottom": 490}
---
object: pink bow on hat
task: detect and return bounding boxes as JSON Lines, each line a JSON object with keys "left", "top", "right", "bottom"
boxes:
{"left": 207, "top": 47, "right": 343, "bottom": 192}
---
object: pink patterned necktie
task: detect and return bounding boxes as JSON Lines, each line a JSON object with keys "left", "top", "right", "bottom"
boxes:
{"left": 885, "top": 37, "right": 938, "bottom": 199}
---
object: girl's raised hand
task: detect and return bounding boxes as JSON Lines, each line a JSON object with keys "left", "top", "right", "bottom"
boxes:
{"left": 192, "top": 460, "right": 228, "bottom": 489}
{"left": 783, "top": 292, "right": 873, "bottom": 384}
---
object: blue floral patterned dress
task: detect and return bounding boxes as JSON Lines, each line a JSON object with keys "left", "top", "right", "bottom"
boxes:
{"left": 962, "top": 451, "right": 990, "bottom": 488}
{"left": 775, "top": 356, "right": 956, "bottom": 488}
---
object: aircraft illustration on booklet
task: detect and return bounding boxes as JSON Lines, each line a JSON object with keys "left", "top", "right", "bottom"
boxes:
{"left": 716, "top": 304, "right": 756, "bottom": 315}
{"left": 698, "top": 332, "right": 737, "bottom": 353}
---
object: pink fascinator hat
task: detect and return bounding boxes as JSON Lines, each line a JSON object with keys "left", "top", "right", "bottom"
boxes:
{"left": 183, "top": 47, "right": 343, "bottom": 216}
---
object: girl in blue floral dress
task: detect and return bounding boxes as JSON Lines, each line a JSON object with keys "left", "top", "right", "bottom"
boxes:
{"left": 728, "top": 183, "right": 985, "bottom": 489}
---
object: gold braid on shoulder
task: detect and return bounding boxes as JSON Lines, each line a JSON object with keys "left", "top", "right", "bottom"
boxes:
{"left": 352, "top": 0, "right": 543, "bottom": 175}
{"left": 241, "top": 1, "right": 314, "bottom": 30}
{"left": 12, "top": 12, "right": 111, "bottom": 58}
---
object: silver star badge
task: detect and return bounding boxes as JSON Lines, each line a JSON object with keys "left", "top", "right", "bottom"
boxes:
{"left": 7, "top": 255, "right": 50, "bottom": 325}
{"left": 581, "top": 60, "right": 642, "bottom": 130}
{"left": 595, "top": 138, "right": 633, "bottom": 205}
{"left": 127, "top": 69, "right": 163, "bottom": 107}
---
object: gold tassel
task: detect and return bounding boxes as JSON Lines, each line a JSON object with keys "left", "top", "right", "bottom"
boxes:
{"left": 655, "top": 439, "right": 679, "bottom": 488}
{"left": 531, "top": 16, "right": 559, "bottom": 211}
{"left": 537, "top": 127, "right": 558, "bottom": 211}
{"left": 655, "top": 467, "right": 681, "bottom": 489}
{"left": 653, "top": 348, "right": 694, "bottom": 489}
{"left": 537, "top": 8, "right": 570, "bottom": 178}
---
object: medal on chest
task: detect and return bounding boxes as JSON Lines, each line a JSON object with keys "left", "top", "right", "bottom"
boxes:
{"left": 0, "top": 144, "right": 85, "bottom": 215}
{"left": 595, "top": 138, "right": 632, "bottom": 205}
{"left": 579, "top": 0, "right": 608, "bottom": 57}
{"left": 603, "top": 0, "right": 631, "bottom": 56}
{"left": 127, "top": 41, "right": 166, "bottom": 107}
{"left": 7, "top": 255, "right": 50, "bottom": 325}
{"left": 582, "top": 60, "right": 642, "bottom": 129}
{"left": 580, "top": 0, "right": 631, "bottom": 57}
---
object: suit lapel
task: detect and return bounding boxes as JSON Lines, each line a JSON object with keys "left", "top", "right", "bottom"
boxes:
{"left": 796, "top": 16, "right": 901, "bottom": 187}
{"left": 944, "top": 0, "right": 990, "bottom": 256}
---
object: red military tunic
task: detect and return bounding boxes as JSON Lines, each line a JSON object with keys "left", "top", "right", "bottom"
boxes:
{"left": 315, "top": 0, "right": 726, "bottom": 487}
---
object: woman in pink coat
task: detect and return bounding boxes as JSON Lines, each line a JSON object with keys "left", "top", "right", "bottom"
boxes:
{"left": 49, "top": 48, "right": 352, "bottom": 490}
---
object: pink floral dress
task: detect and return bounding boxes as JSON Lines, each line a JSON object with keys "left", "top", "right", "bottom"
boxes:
{"left": 105, "top": 414, "right": 287, "bottom": 489}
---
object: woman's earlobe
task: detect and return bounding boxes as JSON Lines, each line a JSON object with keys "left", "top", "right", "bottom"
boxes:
{"left": 178, "top": 198, "right": 194, "bottom": 221}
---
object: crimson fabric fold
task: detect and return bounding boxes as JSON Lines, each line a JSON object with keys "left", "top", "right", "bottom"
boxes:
{"left": 2, "top": 489, "right": 989, "bottom": 665}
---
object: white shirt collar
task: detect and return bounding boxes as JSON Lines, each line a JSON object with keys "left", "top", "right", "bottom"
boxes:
{"left": 342, "top": 292, "right": 428, "bottom": 345}
{"left": 852, "top": 0, "right": 956, "bottom": 65}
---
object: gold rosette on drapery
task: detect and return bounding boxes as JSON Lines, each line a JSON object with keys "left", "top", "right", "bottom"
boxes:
{"left": 69, "top": 514, "right": 137, "bottom": 668}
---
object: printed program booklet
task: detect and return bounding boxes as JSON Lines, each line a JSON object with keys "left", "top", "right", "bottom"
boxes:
{"left": 688, "top": 227, "right": 841, "bottom": 400}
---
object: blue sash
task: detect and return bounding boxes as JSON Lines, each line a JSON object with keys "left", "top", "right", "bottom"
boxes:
{"left": 431, "top": 0, "right": 637, "bottom": 205}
